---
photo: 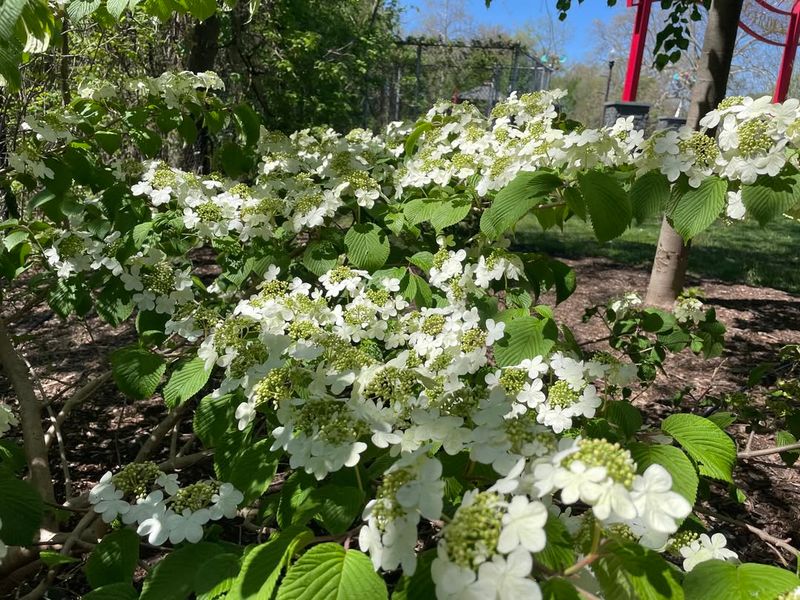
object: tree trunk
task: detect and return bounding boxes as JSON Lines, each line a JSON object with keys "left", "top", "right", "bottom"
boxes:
{"left": 644, "top": 0, "right": 744, "bottom": 308}
{"left": 183, "top": 15, "right": 220, "bottom": 173}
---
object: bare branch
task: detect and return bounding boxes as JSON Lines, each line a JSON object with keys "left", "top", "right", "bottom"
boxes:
{"left": 738, "top": 441, "right": 800, "bottom": 459}
{"left": 44, "top": 371, "right": 112, "bottom": 448}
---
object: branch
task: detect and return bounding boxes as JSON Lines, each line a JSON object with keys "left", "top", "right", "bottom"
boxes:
{"left": 43, "top": 371, "right": 111, "bottom": 448}
{"left": 696, "top": 506, "right": 800, "bottom": 561}
{"left": 0, "top": 317, "right": 55, "bottom": 503}
{"left": 134, "top": 403, "right": 191, "bottom": 462}
{"left": 158, "top": 449, "right": 213, "bottom": 471}
{"left": 738, "top": 441, "right": 800, "bottom": 459}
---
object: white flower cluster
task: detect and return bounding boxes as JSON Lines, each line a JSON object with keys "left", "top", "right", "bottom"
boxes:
{"left": 360, "top": 450, "right": 444, "bottom": 574}
{"left": 674, "top": 296, "right": 707, "bottom": 325}
{"left": 432, "top": 491, "right": 548, "bottom": 600}
{"left": 22, "top": 89, "right": 800, "bottom": 325}
{"left": 675, "top": 532, "right": 738, "bottom": 572}
{"left": 88, "top": 463, "right": 243, "bottom": 545}
{"left": 530, "top": 439, "right": 692, "bottom": 549}
{"left": 427, "top": 440, "right": 693, "bottom": 598}
{"left": 198, "top": 253, "right": 634, "bottom": 482}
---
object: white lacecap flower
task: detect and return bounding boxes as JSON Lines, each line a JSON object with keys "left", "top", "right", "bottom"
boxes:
{"left": 680, "top": 532, "right": 738, "bottom": 572}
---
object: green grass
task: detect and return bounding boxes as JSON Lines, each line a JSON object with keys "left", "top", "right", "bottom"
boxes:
{"left": 514, "top": 216, "right": 800, "bottom": 295}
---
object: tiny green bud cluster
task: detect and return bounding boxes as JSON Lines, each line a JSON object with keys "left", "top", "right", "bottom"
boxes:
{"left": 737, "top": 119, "right": 773, "bottom": 156}
{"left": 443, "top": 492, "right": 503, "bottom": 569}
{"left": 547, "top": 380, "right": 580, "bottom": 408}
{"left": 171, "top": 482, "right": 218, "bottom": 512}
{"left": 563, "top": 438, "right": 636, "bottom": 489}
{"left": 113, "top": 462, "right": 161, "bottom": 498}
{"left": 142, "top": 261, "right": 175, "bottom": 296}
{"left": 372, "top": 468, "right": 414, "bottom": 531}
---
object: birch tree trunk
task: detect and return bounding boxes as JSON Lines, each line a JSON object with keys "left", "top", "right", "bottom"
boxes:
{"left": 644, "top": 0, "right": 744, "bottom": 308}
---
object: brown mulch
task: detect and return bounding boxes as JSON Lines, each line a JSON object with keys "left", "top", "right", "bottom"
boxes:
{"left": 2, "top": 257, "right": 800, "bottom": 576}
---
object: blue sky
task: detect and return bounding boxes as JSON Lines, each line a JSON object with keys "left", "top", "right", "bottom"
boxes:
{"left": 399, "top": 0, "right": 627, "bottom": 62}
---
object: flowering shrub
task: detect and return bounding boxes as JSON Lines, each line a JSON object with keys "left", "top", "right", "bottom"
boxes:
{"left": 2, "top": 72, "right": 800, "bottom": 598}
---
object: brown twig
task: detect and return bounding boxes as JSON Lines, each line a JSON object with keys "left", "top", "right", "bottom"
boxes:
{"left": 696, "top": 506, "right": 800, "bottom": 562}
{"left": 738, "top": 441, "right": 800, "bottom": 459}
{"left": 134, "top": 403, "right": 191, "bottom": 461}
{"left": 43, "top": 371, "right": 112, "bottom": 448}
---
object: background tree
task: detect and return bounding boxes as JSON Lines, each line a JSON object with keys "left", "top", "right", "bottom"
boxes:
{"left": 645, "top": 0, "right": 744, "bottom": 307}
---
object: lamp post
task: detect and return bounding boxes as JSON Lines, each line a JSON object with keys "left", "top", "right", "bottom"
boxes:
{"left": 604, "top": 49, "right": 616, "bottom": 103}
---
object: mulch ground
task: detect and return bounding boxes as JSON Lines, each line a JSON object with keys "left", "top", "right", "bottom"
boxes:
{"left": 2, "top": 256, "right": 800, "bottom": 586}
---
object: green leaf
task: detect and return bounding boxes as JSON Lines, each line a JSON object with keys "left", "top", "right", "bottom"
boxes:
{"left": 40, "top": 550, "right": 80, "bottom": 567}
{"left": 682, "top": 560, "right": 800, "bottom": 600}
{"left": 408, "top": 251, "right": 434, "bottom": 271}
{"left": 48, "top": 279, "right": 77, "bottom": 318}
{"left": 95, "top": 280, "right": 134, "bottom": 327}
{"left": 185, "top": 0, "right": 217, "bottom": 20}
{"left": 194, "top": 393, "right": 236, "bottom": 448}
{"left": 707, "top": 411, "right": 736, "bottom": 430}
{"left": 132, "top": 128, "right": 162, "bottom": 158}
{"left": 276, "top": 543, "right": 387, "bottom": 600}
{"left": 662, "top": 413, "right": 736, "bottom": 483}
{"left": 3, "top": 229, "right": 27, "bottom": 251}
{"left": 96, "top": 130, "right": 123, "bottom": 153}
{"left": 163, "top": 356, "right": 212, "bottom": 408}
{"left": 228, "top": 526, "right": 313, "bottom": 600}
{"left": 85, "top": 528, "right": 139, "bottom": 589}
{"left": 194, "top": 553, "right": 241, "bottom": 600}
{"left": 132, "top": 221, "right": 153, "bottom": 247}
{"left": 670, "top": 176, "right": 727, "bottom": 241}
{"left": 403, "top": 198, "right": 441, "bottom": 226}
{"left": 67, "top": 0, "right": 101, "bottom": 21}
{"left": 493, "top": 316, "right": 557, "bottom": 367}
{"left": 82, "top": 583, "right": 139, "bottom": 600}
{"left": 630, "top": 171, "right": 670, "bottom": 223}
{"left": 344, "top": 223, "right": 390, "bottom": 271}
{"left": 629, "top": 443, "right": 699, "bottom": 505}
{"left": 604, "top": 400, "right": 643, "bottom": 439}
{"left": 480, "top": 171, "right": 561, "bottom": 239}
{"left": 534, "top": 515, "right": 575, "bottom": 571}
{"left": 776, "top": 430, "right": 799, "bottom": 466}
{"left": 542, "top": 578, "right": 581, "bottom": 600}
{"left": 233, "top": 104, "right": 261, "bottom": 146}
{"left": 0, "top": 470, "right": 43, "bottom": 545}
{"left": 141, "top": 543, "right": 223, "bottom": 600}
{"left": 741, "top": 175, "right": 800, "bottom": 226}
{"left": 224, "top": 439, "right": 280, "bottom": 504}
{"left": 578, "top": 170, "right": 632, "bottom": 242}
{"left": 0, "top": 439, "right": 26, "bottom": 472}
{"left": 303, "top": 240, "right": 339, "bottom": 276}
{"left": 110, "top": 346, "right": 166, "bottom": 400}
{"left": 403, "top": 122, "right": 432, "bottom": 157}
{"left": 311, "top": 485, "right": 366, "bottom": 535}
{"left": 592, "top": 540, "right": 684, "bottom": 600}
{"left": 429, "top": 198, "right": 471, "bottom": 231}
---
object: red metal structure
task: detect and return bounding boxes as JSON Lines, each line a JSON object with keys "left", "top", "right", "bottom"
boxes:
{"left": 621, "top": 0, "right": 800, "bottom": 104}
{"left": 622, "top": 0, "right": 653, "bottom": 102}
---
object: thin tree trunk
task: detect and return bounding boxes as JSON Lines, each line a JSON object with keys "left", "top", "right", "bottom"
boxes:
{"left": 183, "top": 15, "right": 220, "bottom": 173}
{"left": 60, "top": 17, "right": 71, "bottom": 106}
{"left": 0, "top": 318, "right": 55, "bottom": 504}
{"left": 644, "top": 0, "right": 744, "bottom": 308}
